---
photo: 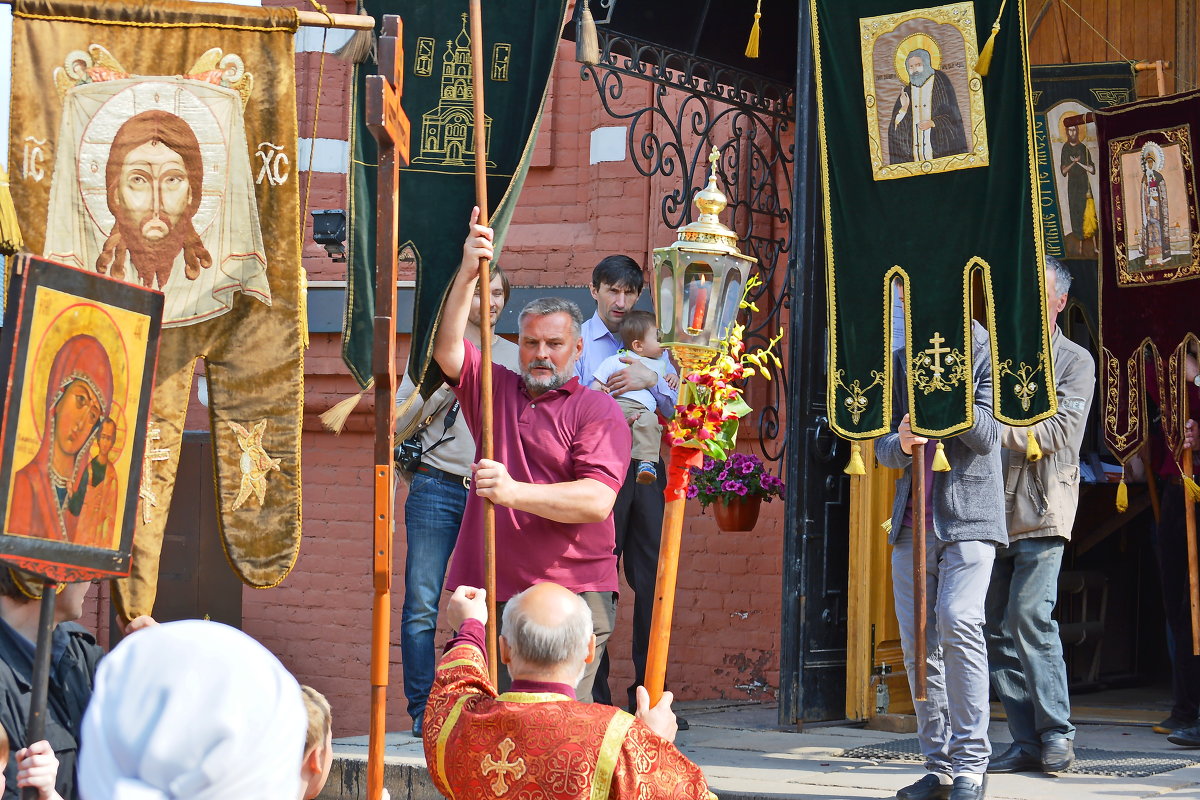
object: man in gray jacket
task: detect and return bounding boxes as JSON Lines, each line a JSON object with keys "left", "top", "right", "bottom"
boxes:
{"left": 985, "top": 257, "right": 1093, "bottom": 773}
{"left": 878, "top": 318, "right": 1004, "bottom": 800}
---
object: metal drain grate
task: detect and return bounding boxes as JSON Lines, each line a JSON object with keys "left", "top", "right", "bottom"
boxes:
{"left": 840, "top": 738, "right": 1200, "bottom": 778}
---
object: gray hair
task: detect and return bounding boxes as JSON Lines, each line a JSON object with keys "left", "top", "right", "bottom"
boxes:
{"left": 518, "top": 297, "right": 583, "bottom": 338}
{"left": 1046, "top": 256, "right": 1072, "bottom": 298}
{"left": 501, "top": 587, "right": 592, "bottom": 667}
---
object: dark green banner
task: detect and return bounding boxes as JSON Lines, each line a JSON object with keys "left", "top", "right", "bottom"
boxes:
{"left": 813, "top": 0, "right": 1055, "bottom": 438}
{"left": 343, "top": 0, "right": 566, "bottom": 392}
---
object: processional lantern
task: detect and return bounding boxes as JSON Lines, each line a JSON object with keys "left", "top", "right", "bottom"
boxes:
{"left": 652, "top": 147, "right": 756, "bottom": 373}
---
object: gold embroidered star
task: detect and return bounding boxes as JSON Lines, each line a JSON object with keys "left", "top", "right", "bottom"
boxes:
{"left": 229, "top": 420, "right": 281, "bottom": 510}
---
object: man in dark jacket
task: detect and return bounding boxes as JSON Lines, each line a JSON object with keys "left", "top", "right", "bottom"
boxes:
{"left": 0, "top": 572, "right": 101, "bottom": 800}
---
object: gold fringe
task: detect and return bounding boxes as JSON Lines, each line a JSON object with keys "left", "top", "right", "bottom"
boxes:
{"left": 0, "top": 167, "right": 23, "bottom": 256}
{"left": 974, "top": 0, "right": 1007, "bottom": 76}
{"left": 1026, "top": 428, "right": 1042, "bottom": 461}
{"left": 844, "top": 441, "right": 866, "bottom": 475}
{"left": 931, "top": 441, "right": 951, "bottom": 472}
{"left": 881, "top": 519, "right": 892, "bottom": 534}
{"left": 1082, "top": 194, "right": 1099, "bottom": 239}
{"left": 744, "top": 0, "right": 762, "bottom": 59}
{"left": 320, "top": 385, "right": 369, "bottom": 433}
{"left": 1185, "top": 476, "right": 1200, "bottom": 504}
{"left": 576, "top": 0, "right": 599, "bottom": 66}
{"left": 299, "top": 268, "right": 310, "bottom": 349}
{"left": 1116, "top": 476, "right": 1129, "bottom": 513}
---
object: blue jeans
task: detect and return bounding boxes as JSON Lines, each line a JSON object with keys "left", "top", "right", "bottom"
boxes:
{"left": 401, "top": 473, "right": 468, "bottom": 725}
{"left": 984, "top": 536, "right": 1075, "bottom": 754}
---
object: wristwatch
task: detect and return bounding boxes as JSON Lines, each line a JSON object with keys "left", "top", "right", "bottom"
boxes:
{"left": 1194, "top": 374, "right": 1200, "bottom": 388}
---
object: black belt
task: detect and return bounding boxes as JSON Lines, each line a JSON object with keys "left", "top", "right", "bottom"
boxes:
{"left": 414, "top": 464, "right": 471, "bottom": 488}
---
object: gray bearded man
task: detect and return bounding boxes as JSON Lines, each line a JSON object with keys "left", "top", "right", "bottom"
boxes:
{"left": 889, "top": 48, "right": 968, "bottom": 165}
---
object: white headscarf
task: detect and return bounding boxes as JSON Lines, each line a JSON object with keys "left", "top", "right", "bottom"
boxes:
{"left": 79, "top": 620, "right": 306, "bottom": 800}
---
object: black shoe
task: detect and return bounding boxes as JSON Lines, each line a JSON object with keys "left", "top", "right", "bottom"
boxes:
{"left": 1153, "top": 715, "right": 1196, "bottom": 734}
{"left": 948, "top": 776, "right": 985, "bottom": 800}
{"left": 1041, "top": 738, "right": 1074, "bottom": 772}
{"left": 896, "top": 773, "right": 952, "bottom": 800}
{"left": 1168, "top": 723, "right": 1200, "bottom": 747}
{"left": 986, "top": 743, "right": 1040, "bottom": 773}
{"left": 411, "top": 717, "right": 423, "bottom": 738}
{"left": 676, "top": 714, "right": 689, "bottom": 731}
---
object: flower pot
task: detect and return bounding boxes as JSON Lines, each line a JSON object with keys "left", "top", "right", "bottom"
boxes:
{"left": 712, "top": 495, "right": 762, "bottom": 532}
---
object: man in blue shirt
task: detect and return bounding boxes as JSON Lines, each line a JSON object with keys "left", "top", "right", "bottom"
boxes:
{"left": 575, "top": 255, "right": 679, "bottom": 716}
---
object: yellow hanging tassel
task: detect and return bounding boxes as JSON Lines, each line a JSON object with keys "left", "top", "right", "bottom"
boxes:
{"left": 576, "top": 0, "right": 600, "bottom": 66}
{"left": 744, "top": 0, "right": 762, "bottom": 59}
{"left": 320, "top": 384, "right": 371, "bottom": 434}
{"left": 1185, "top": 476, "right": 1200, "bottom": 503}
{"left": 1082, "top": 194, "right": 1099, "bottom": 239}
{"left": 931, "top": 441, "right": 951, "bottom": 472}
{"left": 1116, "top": 476, "right": 1129, "bottom": 513}
{"left": 974, "top": 0, "right": 1008, "bottom": 76}
{"left": 0, "top": 167, "right": 24, "bottom": 256}
{"left": 844, "top": 441, "right": 866, "bottom": 475}
{"left": 881, "top": 519, "right": 892, "bottom": 534}
{"left": 1026, "top": 429, "right": 1042, "bottom": 462}
{"left": 299, "top": 267, "right": 311, "bottom": 350}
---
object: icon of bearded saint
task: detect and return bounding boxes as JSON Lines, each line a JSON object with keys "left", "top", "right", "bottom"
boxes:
{"left": 97, "top": 110, "right": 213, "bottom": 290}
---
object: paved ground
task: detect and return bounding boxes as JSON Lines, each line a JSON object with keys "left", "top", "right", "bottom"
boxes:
{"left": 320, "top": 701, "right": 1200, "bottom": 799}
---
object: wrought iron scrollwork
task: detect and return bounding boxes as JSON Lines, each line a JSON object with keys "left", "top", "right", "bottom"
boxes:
{"left": 581, "top": 28, "right": 795, "bottom": 463}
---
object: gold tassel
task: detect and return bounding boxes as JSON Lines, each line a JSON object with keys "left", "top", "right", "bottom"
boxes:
{"left": 0, "top": 167, "right": 24, "bottom": 256}
{"left": 1116, "top": 476, "right": 1129, "bottom": 513}
{"left": 299, "top": 268, "right": 310, "bottom": 349}
{"left": 1082, "top": 194, "right": 1099, "bottom": 239}
{"left": 334, "top": 28, "right": 375, "bottom": 64}
{"left": 1026, "top": 429, "right": 1042, "bottom": 462}
{"left": 576, "top": 0, "right": 600, "bottom": 66}
{"left": 744, "top": 0, "right": 762, "bottom": 59}
{"left": 844, "top": 441, "right": 866, "bottom": 475}
{"left": 1185, "top": 476, "right": 1200, "bottom": 503}
{"left": 974, "top": 0, "right": 1007, "bottom": 76}
{"left": 881, "top": 519, "right": 893, "bottom": 534}
{"left": 931, "top": 441, "right": 951, "bottom": 472}
{"left": 320, "top": 385, "right": 370, "bottom": 434}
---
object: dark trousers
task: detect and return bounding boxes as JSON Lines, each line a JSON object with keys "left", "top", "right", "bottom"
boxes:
{"left": 594, "top": 459, "right": 665, "bottom": 709}
{"left": 1156, "top": 484, "right": 1200, "bottom": 721}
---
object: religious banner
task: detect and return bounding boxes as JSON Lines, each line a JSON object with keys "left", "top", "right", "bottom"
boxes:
{"left": 342, "top": 0, "right": 567, "bottom": 400}
{"left": 812, "top": 0, "right": 1055, "bottom": 439}
{"left": 1093, "top": 91, "right": 1200, "bottom": 469}
{"left": 8, "top": 0, "right": 304, "bottom": 620}
{"left": 0, "top": 256, "right": 162, "bottom": 583}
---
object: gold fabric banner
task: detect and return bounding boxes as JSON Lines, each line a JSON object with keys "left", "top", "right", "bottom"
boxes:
{"left": 9, "top": 0, "right": 304, "bottom": 620}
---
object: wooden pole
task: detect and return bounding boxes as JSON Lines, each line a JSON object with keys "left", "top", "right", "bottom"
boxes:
{"left": 0, "top": 0, "right": 377, "bottom": 30}
{"left": 911, "top": 444, "right": 928, "bottom": 701}
{"left": 21, "top": 580, "right": 56, "bottom": 800}
{"left": 1185, "top": 447, "right": 1200, "bottom": 656}
{"left": 365, "top": 16, "right": 409, "bottom": 800}
{"left": 645, "top": 445, "right": 702, "bottom": 704}
{"left": 467, "top": 0, "right": 499, "bottom": 684}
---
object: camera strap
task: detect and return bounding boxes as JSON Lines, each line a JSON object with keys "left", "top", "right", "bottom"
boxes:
{"left": 418, "top": 400, "right": 459, "bottom": 458}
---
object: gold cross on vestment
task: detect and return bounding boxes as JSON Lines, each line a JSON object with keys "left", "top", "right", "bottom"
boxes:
{"left": 481, "top": 737, "right": 527, "bottom": 796}
{"left": 924, "top": 332, "right": 951, "bottom": 377}
{"left": 139, "top": 426, "right": 170, "bottom": 524}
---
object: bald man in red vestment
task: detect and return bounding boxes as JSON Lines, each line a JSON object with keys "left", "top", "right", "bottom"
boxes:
{"left": 424, "top": 583, "right": 717, "bottom": 799}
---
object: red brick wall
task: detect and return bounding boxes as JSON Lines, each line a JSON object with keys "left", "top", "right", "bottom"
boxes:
{"left": 85, "top": 2, "right": 792, "bottom": 737}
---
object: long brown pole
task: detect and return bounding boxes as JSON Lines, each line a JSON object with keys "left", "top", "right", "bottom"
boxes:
{"left": 1185, "top": 446, "right": 1200, "bottom": 656}
{"left": 911, "top": 443, "right": 928, "bottom": 701}
{"left": 468, "top": 0, "right": 498, "bottom": 683}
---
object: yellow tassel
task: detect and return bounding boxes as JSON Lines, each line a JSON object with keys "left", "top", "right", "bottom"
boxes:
{"left": 334, "top": 28, "right": 375, "bottom": 64}
{"left": 1026, "top": 429, "right": 1042, "bottom": 462}
{"left": 975, "top": 22, "right": 1000, "bottom": 76}
{"left": 932, "top": 441, "right": 951, "bottom": 472}
{"left": 299, "top": 268, "right": 310, "bottom": 350}
{"left": 844, "top": 441, "right": 866, "bottom": 475}
{"left": 1116, "top": 477, "right": 1129, "bottom": 513}
{"left": 1185, "top": 476, "right": 1200, "bottom": 503}
{"left": 320, "top": 386, "right": 369, "bottom": 434}
{"left": 881, "top": 519, "right": 892, "bottom": 534}
{"left": 0, "top": 167, "right": 24, "bottom": 256}
{"left": 576, "top": 0, "right": 600, "bottom": 66}
{"left": 1082, "top": 194, "right": 1098, "bottom": 239}
{"left": 744, "top": 0, "right": 762, "bottom": 59}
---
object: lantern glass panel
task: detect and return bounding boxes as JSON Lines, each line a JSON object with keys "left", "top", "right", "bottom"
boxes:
{"left": 718, "top": 273, "right": 743, "bottom": 338}
{"left": 683, "top": 262, "right": 714, "bottom": 333}
{"left": 655, "top": 253, "right": 675, "bottom": 337}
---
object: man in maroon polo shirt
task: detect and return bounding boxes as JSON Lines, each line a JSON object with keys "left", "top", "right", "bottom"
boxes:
{"left": 433, "top": 208, "right": 632, "bottom": 701}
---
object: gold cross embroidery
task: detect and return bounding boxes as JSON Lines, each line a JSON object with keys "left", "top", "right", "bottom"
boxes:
{"left": 924, "top": 332, "right": 951, "bottom": 377}
{"left": 138, "top": 425, "right": 170, "bottom": 524}
{"left": 481, "top": 737, "right": 526, "bottom": 796}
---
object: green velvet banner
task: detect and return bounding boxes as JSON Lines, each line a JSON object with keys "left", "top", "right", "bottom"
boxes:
{"left": 342, "top": 0, "right": 566, "bottom": 393}
{"left": 812, "top": 0, "right": 1055, "bottom": 438}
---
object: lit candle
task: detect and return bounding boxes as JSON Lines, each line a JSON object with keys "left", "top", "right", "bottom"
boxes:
{"left": 689, "top": 278, "right": 709, "bottom": 330}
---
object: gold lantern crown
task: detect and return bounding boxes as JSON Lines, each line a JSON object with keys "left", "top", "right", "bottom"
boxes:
{"left": 675, "top": 147, "right": 741, "bottom": 256}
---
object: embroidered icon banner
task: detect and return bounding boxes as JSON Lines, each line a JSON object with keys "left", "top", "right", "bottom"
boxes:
{"left": 9, "top": 0, "right": 304, "bottom": 620}
{"left": 812, "top": 0, "right": 1055, "bottom": 439}
{"left": 343, "top": 0, "right": 567, "bottom": 397}
{"left": 1093, "top": 91, "right": 1200, "bottom": 467}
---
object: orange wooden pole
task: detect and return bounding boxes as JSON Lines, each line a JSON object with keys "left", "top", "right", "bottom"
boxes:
{"left": 911, "top": 444, "right": 928, "bottom": 701}
{"left": 468, "top": 0, "right": 498, "bottom": 683}
{"left": 1185, "top": 448, "right": 1200, "bottom": 656}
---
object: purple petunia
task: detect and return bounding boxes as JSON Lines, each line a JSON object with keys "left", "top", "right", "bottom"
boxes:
{"left": 686, "top": 484, "right": 699, "bottom": 499}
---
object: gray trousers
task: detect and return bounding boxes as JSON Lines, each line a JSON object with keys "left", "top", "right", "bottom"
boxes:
{"left": 892, "top": 526, "right": 996, "bottom": 776}
{"left": 496, "top": 590, "right": 616, "bottom": 702}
